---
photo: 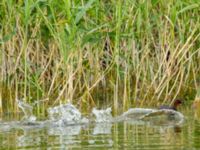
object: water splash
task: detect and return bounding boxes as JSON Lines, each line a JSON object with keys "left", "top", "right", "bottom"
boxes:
{"left": 47, "top": 103, "right": 89, "bottom": 125}
{"left": 92, "top": 107, "right": 113, "bottom": 123}
{"left": 17, "top": 99, "right": 36, "bottom": 122}
{"left": 114, "top": 108, "right": 184, "bottom": 126}
{"left": 139, "top": 109, "right": 184, "bottom": 125}
{"left": 15, "top": 100, "right": 184, "bottom": 129}
{"left": 115, "top": 108, "right": 155, "bottom": 121}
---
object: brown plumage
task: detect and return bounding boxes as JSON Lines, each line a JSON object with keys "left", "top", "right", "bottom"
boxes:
{"left": 159, "top": 99, "right": 183, "bottom": 111}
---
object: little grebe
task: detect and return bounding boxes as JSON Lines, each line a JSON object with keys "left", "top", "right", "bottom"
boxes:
{"left": 159, "top": 99, "right": 183, "bottom": 111}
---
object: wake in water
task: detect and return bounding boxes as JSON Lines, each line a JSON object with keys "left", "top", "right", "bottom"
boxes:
{"left": 114, "top": 108, "right": 184, "bottom": 126}
{"left": 0, "top": 99, "right": 184, "bottom": 133}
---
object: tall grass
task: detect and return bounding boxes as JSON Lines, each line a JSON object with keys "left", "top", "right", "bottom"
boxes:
{"left": 0, "top": 0, "right": 200, "bottom": 114}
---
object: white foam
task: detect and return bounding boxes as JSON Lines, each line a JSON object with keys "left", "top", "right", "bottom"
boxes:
{"left": 92, "top": 107, "right": 113, "bottom": 123}
{"left": 47, "top": 103, "right": 89, "bottom": 125}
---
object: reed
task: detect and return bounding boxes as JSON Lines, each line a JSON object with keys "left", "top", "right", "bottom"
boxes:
{"left": 0, "top": 0, "right": 200, "bottom": 114}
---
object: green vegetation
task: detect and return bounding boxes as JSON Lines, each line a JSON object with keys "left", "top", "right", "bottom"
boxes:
{"left": 0, "top": 0, "right": 200, "bottom": 114}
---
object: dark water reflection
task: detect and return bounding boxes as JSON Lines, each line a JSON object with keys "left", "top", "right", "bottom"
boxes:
{"left": 1, "top": 110, "right": 200, "bottom": 149}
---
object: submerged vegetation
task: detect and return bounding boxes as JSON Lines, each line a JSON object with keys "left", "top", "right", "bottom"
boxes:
{"left": 0, "top": 0, "right": 200, "bottom": 114}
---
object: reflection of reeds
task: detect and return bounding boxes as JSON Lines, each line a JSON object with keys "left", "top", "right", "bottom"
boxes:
{"left": 192, "top": 86, "right": 200, "bottom": 116}
{"left": 0, "top": 1, "right": 200, "bottom": 114}
{"left": 192, "top": 94, "right": 200, "bottom": 120}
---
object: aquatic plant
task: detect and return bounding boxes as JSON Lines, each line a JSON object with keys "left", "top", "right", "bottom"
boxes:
{"left": 0, "top": 0, "right": 200, "bottom": 114}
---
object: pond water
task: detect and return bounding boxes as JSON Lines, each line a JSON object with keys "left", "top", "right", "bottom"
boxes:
{"left": 0, "top": 102, "right": 200, "bottom": 149}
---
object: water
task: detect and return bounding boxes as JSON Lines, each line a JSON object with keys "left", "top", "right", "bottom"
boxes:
{"left": 0, "top": 101, "right": 199, "bottom": 149}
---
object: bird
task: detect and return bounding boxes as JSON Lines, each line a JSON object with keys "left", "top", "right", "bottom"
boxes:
{"left": 155, "top": 99, "right": 183, "bottom": 122}
{"left": 159, "top": 99, "right": 183, "bottom": 111}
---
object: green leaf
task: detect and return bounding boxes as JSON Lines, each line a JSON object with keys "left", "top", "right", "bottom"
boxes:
{"left": 178, "top": 3, "right": 199, "bottom": 14}
{"left": 75, "top": 0, "right": 96, "bottom": 24}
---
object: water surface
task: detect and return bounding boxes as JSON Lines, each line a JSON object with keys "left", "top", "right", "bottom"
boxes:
{"left": 0, "top": 107, "right": 199, "bottom": 149}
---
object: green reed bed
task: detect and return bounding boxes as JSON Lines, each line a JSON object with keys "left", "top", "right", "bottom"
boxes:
{"left": 0, "top": 0, "right": 200, "bottom": 114}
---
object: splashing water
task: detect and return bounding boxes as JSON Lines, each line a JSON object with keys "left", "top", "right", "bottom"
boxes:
{"left": 47, "top": 103, "right": 89, "bottom": 126}
{"left": 139, "top": 109, "right": 184, "bottom": 125}
{"left": 17, "top": 99, "right": 36, "bottom": 122}
{"left": 115, "top": 108, "right": 156, "bottom": 121}
{"left": 115, "top": 108, "right": 184, "bottom": 126}
{"left": 92, "top": 107, "right": 113, "bottom": 123}
{"left": 16, "top": 99, "right": 184, "bottom": 128}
